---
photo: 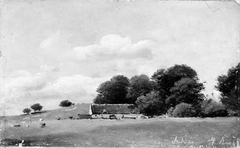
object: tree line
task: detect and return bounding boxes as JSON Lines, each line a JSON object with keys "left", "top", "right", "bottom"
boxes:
{"left": 94, "top": 63, "right": 240, "bottom": 117}
{"left": 22, "top": 63, "right": 240, "bottom": 117}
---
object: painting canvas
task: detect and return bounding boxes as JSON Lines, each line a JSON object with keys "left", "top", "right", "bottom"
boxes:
{"left": 0, "top": 0, "right": 240, "bottom": 147}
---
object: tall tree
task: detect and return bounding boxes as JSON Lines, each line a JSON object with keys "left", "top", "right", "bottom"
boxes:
{"left": 216, "top": 62, "right": 240, "bottom": 112}
{"left": 94, "top": 75, "right": 130, "bottom": 104}
{"left": 167, "top": 78, "right": 204, "bottom": 107}
{"left": 126, "top": 74, "right": 154, "bottom": 104}
{"left": 151, "top": 64, "right": 203, "bottom": 110}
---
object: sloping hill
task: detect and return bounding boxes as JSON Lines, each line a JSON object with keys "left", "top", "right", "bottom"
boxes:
{"left": 0, "top": 103, "right": 92, "bottom": 123}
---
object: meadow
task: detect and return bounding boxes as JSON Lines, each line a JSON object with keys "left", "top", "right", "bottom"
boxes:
{"left": 1, "top": 113, "right": 240, "bottom": 147}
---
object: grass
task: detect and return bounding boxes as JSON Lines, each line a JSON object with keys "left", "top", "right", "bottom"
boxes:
{"left": 1, "top": 108, "right": 240, "bottom": 147}
{"left": 1, "top": 116, "right": 240, "bottom": 147}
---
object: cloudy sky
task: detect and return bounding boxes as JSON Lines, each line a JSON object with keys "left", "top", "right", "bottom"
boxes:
{"left": 0, "top": 0, "right": 240, "bottom": 116}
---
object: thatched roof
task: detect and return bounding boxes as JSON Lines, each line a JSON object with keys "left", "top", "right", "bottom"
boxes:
{"left": 73, "top": 103, "right": 92, "bottom": 115}
{"left": 92, "top": 104, "right": 134, "bottom": 114}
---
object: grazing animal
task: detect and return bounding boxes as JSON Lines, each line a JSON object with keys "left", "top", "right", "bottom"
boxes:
{"left": 39, "top": 118, "right": 43, "bottom": 121}
{"left": 40, "top": 123, "right": 46, "bottom": 128}
{"left": 26, "top": 124, "right": 29, "bottom": 127}
{"left": 14, "top": 124, "right": 21, "bottom": 127}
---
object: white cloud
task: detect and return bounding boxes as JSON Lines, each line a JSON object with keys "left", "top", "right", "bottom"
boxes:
{"left": 0, "top": 69, "right": 106, "bottom": 116}
{"left": 40, "top": 64, "right": 59, "bottom": 72}
{"left": 71, "top": 34, "right": 154, "bottom": 61}
{"left": 53, "top": 34, "right": 159, "bottom": 79}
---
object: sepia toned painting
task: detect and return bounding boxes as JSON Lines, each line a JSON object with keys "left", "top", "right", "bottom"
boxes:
{"left": 0, "top": 0, "right": 240, "bottom": 147}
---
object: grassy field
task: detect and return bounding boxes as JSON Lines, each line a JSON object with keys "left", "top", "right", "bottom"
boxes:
{"left": 1, "top": 113, "right": 240, "bottom": 148}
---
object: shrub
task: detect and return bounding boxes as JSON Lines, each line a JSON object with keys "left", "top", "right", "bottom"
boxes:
{"left": 135, "top": 91, "right": 164, "bottom": 116}
{"left": 167, "top": 107, "right": 175, "bottom": 117}
{"left": 201, "top": 99, "right": 228, "bottom": 117}
{"left": 227, "top": 110, "right": 240, "bottom": 116}
{"left": 171, "top": 103, "right": 196, "bottom": 117}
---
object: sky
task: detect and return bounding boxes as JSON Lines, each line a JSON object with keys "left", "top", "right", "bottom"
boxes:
{"left": 0, "top": 0, "right": 240, "bottom": 116}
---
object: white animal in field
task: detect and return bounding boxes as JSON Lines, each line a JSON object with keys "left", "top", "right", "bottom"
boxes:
{"left": 39, "top": 118, "right": 43, "bottom": 121}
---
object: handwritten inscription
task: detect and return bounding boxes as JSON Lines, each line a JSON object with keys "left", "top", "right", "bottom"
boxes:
{"left": 168, "top": 135, "right": 240, "bottom": 148}
{"left": 207, "top": 136, "right": 240, "bottom": 147}
{"left": 172, "top": 136, "right": 194, "bottom": 145}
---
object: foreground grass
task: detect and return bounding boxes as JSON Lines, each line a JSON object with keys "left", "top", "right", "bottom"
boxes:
{"left": 1, "top": 117, "right": 240, "bottom": 147}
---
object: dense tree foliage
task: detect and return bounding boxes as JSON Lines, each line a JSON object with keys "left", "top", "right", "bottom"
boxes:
{"left": 135, "top": 91, "right": 164, "bottom": 116}
{"left": 167, "top": 78, "right": 204, "bottom": 107}
{"left": 30, "top": 103, "right": 43, "bottom": 112}
{"left": 216, "top": 62, "right": 240, "bottom": 112}
{"left": 23, "top": 108, "right": 31, "bottom": 114}
{"left": 151, "top": 64, "right": 204, "bottom": 111}
{"left": 93, "top": 64, "right": 209, "bottom": 117}
{"left": 126, "top": 74, "right": 154, "bottom": 104}
{"left": 152, "top": 64, "right": 198, "bottom": 96}
{"left": 200, "top": 99, "right": 228, "bottom": 117}
{"left": 59, "top": 100, "right": 73, "bottom": 107}
{"left": 94, "top": 75, "right": 130, "bottom": 104}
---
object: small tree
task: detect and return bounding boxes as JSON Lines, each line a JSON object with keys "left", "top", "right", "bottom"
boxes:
{"left": 23, "top": 108, "right": 31, "bottom": 115}
{"left": 171, "top": 103, "right": 196, "bottom": 117}
{"left": 30, "top": 103, "right": 43, "bottom": 112}
{"left": 59, "top": 100, "right": 73, "bottom": 107}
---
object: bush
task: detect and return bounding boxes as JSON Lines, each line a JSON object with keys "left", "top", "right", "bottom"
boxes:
{"left": 23, "top": 108, "right": 31, "bottom": 114}
{"left": 59, "top": 100, "right": 73, "bottom": 107}
{"left": 167, "top": 107, "right": 175, "bottom": 117}
{"left": 171, "top": 103, "right": 196, "bottom": 117}
{"left": 201, "top": 99, "right": 228, "bottom": 117}
{"left": 227, "top": 109, "right": 240, "bottom": 116}
{"left": 135, "top": 91, "right": 164, "bottom": 116}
